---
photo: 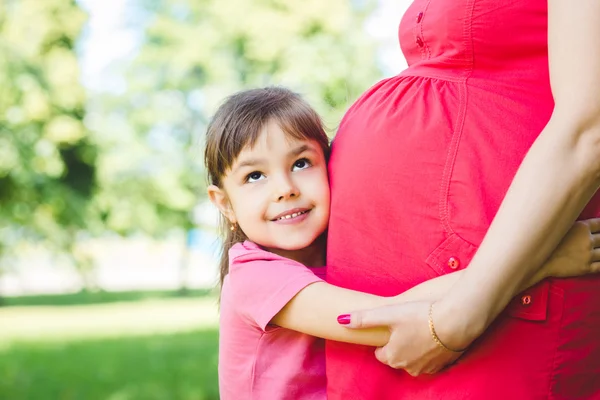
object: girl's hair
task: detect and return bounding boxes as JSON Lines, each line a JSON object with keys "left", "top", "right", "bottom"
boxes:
{"left": 204, "top": 86, "right": 330, "bottom": 288}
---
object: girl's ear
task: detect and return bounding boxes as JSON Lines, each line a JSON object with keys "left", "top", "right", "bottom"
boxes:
{"left": 207, "top": 185, "right": 237, "bottom": 223}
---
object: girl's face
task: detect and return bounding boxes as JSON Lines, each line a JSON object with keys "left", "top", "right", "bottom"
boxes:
{"left": 208, "top": 120, "right": 330, "bottom": 255}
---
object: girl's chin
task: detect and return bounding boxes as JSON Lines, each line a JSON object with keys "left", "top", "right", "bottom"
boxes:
{"left": 271, "top": 242, "right": 313, "bottom": 251}
{"left": 265, "top": 236, "right": 324, "bottom": 252}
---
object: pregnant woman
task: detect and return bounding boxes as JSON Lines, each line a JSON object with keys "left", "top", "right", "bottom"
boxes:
{"left": 326, "top": 1, "right": 600, "bottom": 399}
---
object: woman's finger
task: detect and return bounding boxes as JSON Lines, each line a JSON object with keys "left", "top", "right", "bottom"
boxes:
{"left": 590, "top": 261, "right": 600, "bottom": 273}
{"left": 592, "top": 248, "right": 600, "bottom": 262}
{"left": 374, "top": 346, "right": 389, "bottom": 366}
{"left": 375, "top": 346, "right": 409, "bottom": 370}
{"left": 424, "top": 365, "right": 441, "bottom": 375}
{"left": 420, "top": 364, "right": 436, "bottom": 375}
{"left": 586, "top": 217, "right": 600, "bottom": 234}
{"left": 592, "top": 232, "right": 600, "bottom": 248}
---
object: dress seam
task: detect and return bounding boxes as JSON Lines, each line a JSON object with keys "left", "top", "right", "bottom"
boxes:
{"left": 439, "top": 82, "right": 467, "bottom": 234}
{"left": 422, "top": 0, "right": 432, "bottom": 60}
{"left": 397, "top": 72, "right": 467, "bottom": 83}
{"left": 546, "top": 283, "right": 564, "bottom": 400}
{"left": 439, "top": 0, "right": 477, "bottom": 234}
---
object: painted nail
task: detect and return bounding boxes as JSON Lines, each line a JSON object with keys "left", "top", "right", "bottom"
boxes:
{"left": 337, "top": 314, "right": 351, "bottom": 325}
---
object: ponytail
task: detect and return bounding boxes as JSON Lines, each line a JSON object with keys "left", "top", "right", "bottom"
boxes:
{"left": 217, "top": 217, "right": 247, "bottom": 289}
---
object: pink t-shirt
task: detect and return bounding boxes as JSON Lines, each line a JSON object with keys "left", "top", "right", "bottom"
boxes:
{"left": 218, "top": 240, "right": 327, "bottom": 400}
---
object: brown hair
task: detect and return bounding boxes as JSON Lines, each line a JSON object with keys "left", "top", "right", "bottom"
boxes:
{"left": 204, "top": 87, "right": 330, "bottom": 288}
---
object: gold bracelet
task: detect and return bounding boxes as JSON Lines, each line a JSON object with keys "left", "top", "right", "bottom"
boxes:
{"left": 428, "top": 302, "right": 466, "bottom": 353}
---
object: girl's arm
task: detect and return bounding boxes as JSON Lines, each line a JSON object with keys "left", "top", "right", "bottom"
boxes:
{"left": 271, "top": 274, "right": 461, "bottom": 347}
{"left": 272, "top": 217, "right": 600, "bottom": 346}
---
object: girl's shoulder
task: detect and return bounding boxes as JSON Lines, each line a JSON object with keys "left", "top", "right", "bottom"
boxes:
{"left": 229, "top": 240, "right": 291, "bottom": 265}
{"left": 230, "top": 240, "right": 260, "bottom": 253}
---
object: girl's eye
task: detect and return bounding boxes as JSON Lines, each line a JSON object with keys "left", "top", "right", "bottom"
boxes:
{"left": 246, "top": 171, "right": 265, "bottom": 183}
{"left": 292, "top": 158, "right": 311, "bottom": 171}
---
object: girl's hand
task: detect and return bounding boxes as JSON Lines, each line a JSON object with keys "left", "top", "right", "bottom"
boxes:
{"left": 535, "top": 217, "right": 600, "bottom": 281}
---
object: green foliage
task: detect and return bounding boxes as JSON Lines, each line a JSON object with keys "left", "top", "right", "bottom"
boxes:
{"left": 134, "top": 0, "right": 380, "bottom": 125}
{"left": 0, "top": 0, "right": 100, "bottom": 252}
{"left": 90, "top": 0, "right": 382, "bottom": 235}
{"left": 0, "top": 0, "right": 383, "bottom": 277}
{"left": 0, "top": 329, "right": 220, "bottom": 400}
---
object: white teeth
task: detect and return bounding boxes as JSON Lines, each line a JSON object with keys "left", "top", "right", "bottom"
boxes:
{"left": 277, "top": 210, "right": 307, "bottom": 220}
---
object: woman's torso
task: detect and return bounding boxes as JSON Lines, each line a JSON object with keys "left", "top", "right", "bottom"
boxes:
{"left": 326, "top": 1, "right": 600, "bottom": 399}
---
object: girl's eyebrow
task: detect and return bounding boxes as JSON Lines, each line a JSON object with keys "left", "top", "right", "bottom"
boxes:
{"left": 232, "top": 144, "right": 317, "bottom": 174}
{"left": 289, "top": 144, "right": 316, "bottom": 157}
{"left": 232, "top": 158, "right": 265, "bottom": 174}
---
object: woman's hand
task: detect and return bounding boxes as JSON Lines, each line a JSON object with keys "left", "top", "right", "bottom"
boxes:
{"left": 339, "top": 300, "right": 468, "bottom": 376}
{"left": 340, "top": 218, "right": 600, "bottom": 376}
{"left": 534, "top": 217, "right": 600, "bottom": 281}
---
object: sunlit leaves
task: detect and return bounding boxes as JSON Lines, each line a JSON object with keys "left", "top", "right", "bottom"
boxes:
{"left": 0, "top": 0, "right": 96, "bottom": 256}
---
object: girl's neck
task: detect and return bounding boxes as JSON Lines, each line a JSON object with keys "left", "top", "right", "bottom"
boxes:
{"left": 264, "top": 233, "right": 326, "bottom": 267}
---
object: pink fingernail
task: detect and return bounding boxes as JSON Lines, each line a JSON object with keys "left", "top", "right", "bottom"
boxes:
{"left": 337, "top": 314, "right": 351, "bottom": 325}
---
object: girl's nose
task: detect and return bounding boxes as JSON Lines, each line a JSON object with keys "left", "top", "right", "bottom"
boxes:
{"left": 273, "top": 176, "right": 300, "bottom": 201}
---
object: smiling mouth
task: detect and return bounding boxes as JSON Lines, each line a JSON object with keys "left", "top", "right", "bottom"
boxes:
{"left": 272, "top": 209, "right": 310, "bottom": 221}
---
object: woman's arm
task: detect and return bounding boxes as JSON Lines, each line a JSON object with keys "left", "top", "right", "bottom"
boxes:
{"left": 339, "top": 0, "right": 600, "bottom": 375}
{"left": 435, "top": 0, "right": 600, "bottom": 347}
{"left": 272, "top": 216, "right": 600, "bottom": 346}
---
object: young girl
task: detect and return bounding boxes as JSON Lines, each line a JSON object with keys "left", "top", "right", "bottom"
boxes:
{"left": 205, "top": 87, "right": 600, "bottom": 399}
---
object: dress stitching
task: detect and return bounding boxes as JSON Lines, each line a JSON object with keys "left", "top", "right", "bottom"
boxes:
{"left": 414, "top": 15, "right": 425, "bottom": 59}
{"left": 427, "top": 235, "right": 455, "bottom": 274}
{"left": 546, "top": 283, "right": 564, "bottom": 400}
{"left": 398, "top": 71, "right": 466, "bottom": 83}
{"left": 439, "top": 0, "right": 476, "bottom": 235}
{"left": 421, "top": 0, "right": 432, "bottom": 59}
{"left": 465, "top": 0, "right": 476, "bottom": 76}
{"left": 439, "top": 81, "right": 466, "bottom": 234}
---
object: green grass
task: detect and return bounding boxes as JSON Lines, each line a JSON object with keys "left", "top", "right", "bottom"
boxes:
{"left": 0, "top": 329, "right": 220, "bottom": 400}
{"left": 1, "top": 288, "right": 217, "bottom": 308}
{"left": 0, "top": 294, "right": 221, "bottom": 400}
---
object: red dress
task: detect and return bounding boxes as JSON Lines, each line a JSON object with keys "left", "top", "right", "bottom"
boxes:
{"left": 326, "top": 1, "right": 600, "bottom": 399}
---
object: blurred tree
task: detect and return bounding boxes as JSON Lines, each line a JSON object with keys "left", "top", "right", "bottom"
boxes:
{"left": 91, "top": 0, "right": 382, "bottom": 231}
{"left": 0, "top": 0, "right": 100, "bottom": 298}
{"left": 0, "top": 0, "right": 383, "bottom": 295}
{"left": 135, "top": 0, "right": 382, "bottom": 127}
{"left": 87, "top": 0, "right": 383, "bottom": 290}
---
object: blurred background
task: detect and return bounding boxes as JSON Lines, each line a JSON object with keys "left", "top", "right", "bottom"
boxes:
{"left": 0, "top": 0, "right": 410, "bottom": 398}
